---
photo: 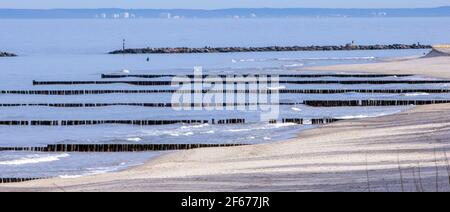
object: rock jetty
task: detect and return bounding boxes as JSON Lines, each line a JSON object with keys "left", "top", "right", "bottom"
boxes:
{"left": 0, "top": 51, "right": 17, "bottom": 57}
{"left": 109, "top": 44, "right": 431, "bottom": 54}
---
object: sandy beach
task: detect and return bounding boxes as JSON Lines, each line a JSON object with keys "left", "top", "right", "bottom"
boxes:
{"left": 2, "top": 55, "right": 450, "bottom": 192}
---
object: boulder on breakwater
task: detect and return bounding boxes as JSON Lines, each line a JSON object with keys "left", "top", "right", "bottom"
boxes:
{"left": 0, "top": 51, "right": 17, "bottom": 57}
{"left": 109, "top": 44, "right": 431, "bottom": 54}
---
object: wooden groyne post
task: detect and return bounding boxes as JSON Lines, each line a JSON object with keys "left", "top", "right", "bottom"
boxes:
{"left": 100, "top": 74, "right": 413, "bottom": 79}
{"left": 3, "top": 89, "right": 450, "bottom": 95}
{"left": 304, "top": 100, "right": 450, "bottom": 107}
{"left": 32, "top": 80, "right": 450, "bottom": 86}
{"left": 0, "top": 178, "right": 44, "bottom": 184}
{"left": 0, "top": 144, "right": 248, "bottom": 153}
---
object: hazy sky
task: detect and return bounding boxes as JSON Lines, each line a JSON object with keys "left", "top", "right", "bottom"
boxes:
{"left": 0, "top": 0, "right": 449, "bottom": 9}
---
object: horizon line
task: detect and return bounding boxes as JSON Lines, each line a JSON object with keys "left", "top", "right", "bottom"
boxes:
{"left": 0, "top": 6, "right": 449, "bottom": 10}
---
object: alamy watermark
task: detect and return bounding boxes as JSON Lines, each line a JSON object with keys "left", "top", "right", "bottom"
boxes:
{"left": 171, "top": 67, "right": 280, "bottom": 121}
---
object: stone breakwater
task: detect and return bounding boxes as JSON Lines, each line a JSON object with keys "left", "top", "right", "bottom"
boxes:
{"left": 0, "top": 51, "right": 17, "bottom": 57}
{"left": 109, "top": 44, "right": 431, "bottom": 54}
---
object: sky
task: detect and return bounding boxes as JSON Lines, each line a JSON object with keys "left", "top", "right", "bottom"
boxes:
{"left": 0, "top": 0, "right": 449, "bottom": 9}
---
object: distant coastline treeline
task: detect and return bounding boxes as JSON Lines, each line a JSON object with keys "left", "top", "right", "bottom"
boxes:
{"left": 109, "top": 44, "right": 432, "bottom": 55}
{"left": 0, "top": 7, "right": 449, "bottom": 19}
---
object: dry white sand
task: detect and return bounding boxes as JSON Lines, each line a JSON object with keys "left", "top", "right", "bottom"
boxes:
{"left": 2, "top": 56, "right": 450, "bottom": 192}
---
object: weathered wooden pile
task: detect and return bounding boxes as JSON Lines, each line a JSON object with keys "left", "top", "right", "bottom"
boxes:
{"left": 304, "top": 100, "right": 450, "bottom": 107}
{"left": 0, "top": 178, "right": 44, "bottom": 184}
{"left": 100, "top": 74, "right": 413, "bottom": 79}
{"left": 0, "top": 143, "right": 247, "bottom": 153}
{"left": 0, "top": 120, "right": 209, "bottom": 126}
{"left": 3, "top": 89, "right": 450, "bottom": 95}
{"left": 32, "top": 80, "right": 450, "bottom": 86}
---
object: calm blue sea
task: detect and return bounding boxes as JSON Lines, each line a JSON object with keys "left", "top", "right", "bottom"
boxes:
{"left": 0, "top": 18, "right": 449, "bottom": 178}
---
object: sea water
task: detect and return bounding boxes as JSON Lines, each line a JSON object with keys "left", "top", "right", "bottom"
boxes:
{"left": 0, "top": 18, "right": 449, "bottom": 178}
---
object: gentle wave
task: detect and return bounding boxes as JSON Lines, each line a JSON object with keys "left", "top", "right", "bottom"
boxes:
{"left": 400, "top": 92, "right": 430, "bottom": 97}
{"left": 291, "top": 107, "right": 302, "bottom": 112}
{"left": 276, "top": 56, "right": 376, "bottom": 61}
{"left": 226, "top": 123, "right": 297, "bottom": 132}
{"left": 0, "top": 153, "right": 70, "bottom": 166}
{"left": 336, "top": 110, "right": 405, "bottom": 120}
{"left": 233, "top": 56, "right": 376, "bottom": 63}
{"left": 59, "top": 162, "right": 128, "bottom": 179}
{"left": 126, "top": 137, "right": 143, "bottom": 142}
{"left": 283, "top": 63, "right": 304, "bottom": 68}
{"left": 267, "top": 85, "right": 286, "bottom": 90}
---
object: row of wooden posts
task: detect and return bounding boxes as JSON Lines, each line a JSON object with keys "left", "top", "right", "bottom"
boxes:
{"left": 2, "top": 100, "right": 450, "bottom": 108}
{"left": 100, "top": 74, "right": 413, "bottom": 79}
{"left": 0, "top": 118, "right": 341, "bottom": 126}
{"left": 280, "top": 118, "right": 341, "bottom": 124}
{"left": 0, "top": 178, "right": 44, "bottom": 184}
{"left": 304, "top": 100, "right": 450, "bottom": 107}
{"left": 3, "top": 89, "right": 450, "bottom": 95}
{"left": 0, "top": 103, "right": 298, "bottom": 108}
{"left": 32, "top": 80, "right": 450, "bottom": 86}
{"left": 0, "top": 143, "right": 247, "bottom": 153}
{"left": 0, "top": 120, "right": 208, "bottom": 126}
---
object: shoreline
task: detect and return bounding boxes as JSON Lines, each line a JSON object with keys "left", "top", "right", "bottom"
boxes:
{"left": 1, "top": 55, "right": 450, "bottom": 192}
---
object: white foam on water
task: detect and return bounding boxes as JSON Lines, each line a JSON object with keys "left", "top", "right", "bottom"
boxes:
{"left": 401, "top": 93, "right": 430, "bottom": 97}
{"left": 291, "top": 107, "right": 302, "bottom": 112}
{"left": 138, "top": 124, "right": 209, "bottom": 137}
{"left": 227, "top": 128, "right": 252, "bottom": 132}
{"left": 336, "top": 110, "right": 404, "bottom": 120}
{"left": 239, "top": 59, "right": 256, "bottom": 62}
{"left": 126, "top": 137, "right": 143, "bottom": 142}
{"left": 267, "top": 86, "right": 286, "bottom": 90}
{"left": 59, "top": 174, "right": 84, "bottom": 179}
{"left": 283, "top": 63, "right": 304, "bottom": 68}
{"left": 0, "top": 153, "right": 70, "bottom": 166}
{"left": 276, "top": 56, "right": 376, "bottom": 61}
{"left": 183, "top": 132, "right": 194, "bottom": 136}
{"left": 181, "top": 124, "right": 210, "bottom": 129}
{"left": 270, "top": 123, "right": 298, "bottom": 128}
{"left": 226, "top": 123, "right": 297, "bottom": 133}
{"left": 59, "top": 162, "right": 130, "bottom": 179}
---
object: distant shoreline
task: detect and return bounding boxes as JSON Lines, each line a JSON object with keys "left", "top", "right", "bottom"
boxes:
{"left": 109, "top": 44, "right": 431, "bottom": 54}
{"left": 0, "top": 52, "right": 17, "bottom": 57}
{"left": 1, "top": 7, "right": 449, "bottom": 19}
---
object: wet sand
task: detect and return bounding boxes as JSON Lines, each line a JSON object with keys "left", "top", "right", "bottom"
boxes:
{"left": 2, "top": 56, "right": 450, "bottom": 192}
